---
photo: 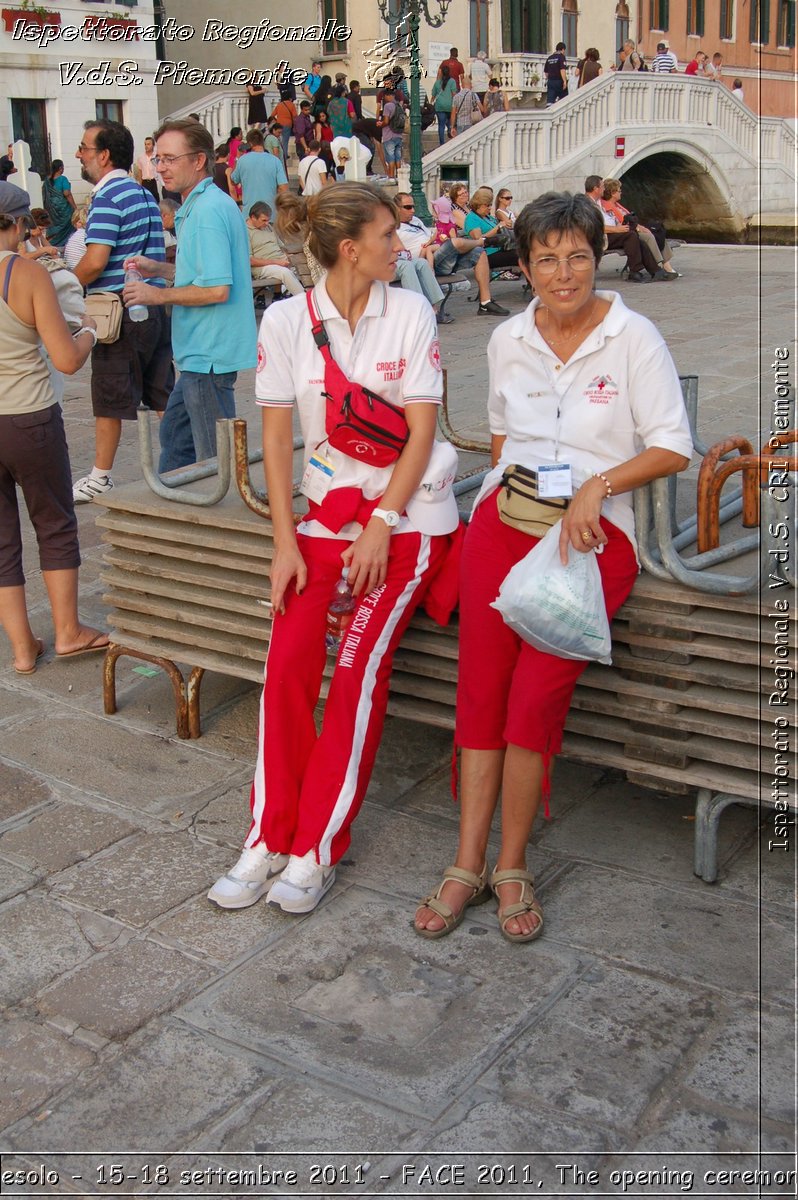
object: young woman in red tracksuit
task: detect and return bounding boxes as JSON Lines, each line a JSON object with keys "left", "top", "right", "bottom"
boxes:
{"left": 209, "top": 183, "right": 460, "bottom": 916}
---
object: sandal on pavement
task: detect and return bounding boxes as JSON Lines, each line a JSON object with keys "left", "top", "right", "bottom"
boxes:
{"left": 414, "top": 864, "right": 491, "bottom": 940}
{"left": 56, "top": 632, "right": 110, "bottom": 659}
{"left": 491, "top": 867, "right": 544, "bottom": 944}
{"left": 14, "top": 637, "right": 45, "bottom": 675}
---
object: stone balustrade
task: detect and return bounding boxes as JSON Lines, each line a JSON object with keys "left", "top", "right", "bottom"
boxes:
{"left": 419, "top": 72, "right": 795, "bottom": 230}
{"left": 165, "top": 74, "right": 795, "bottom": 231}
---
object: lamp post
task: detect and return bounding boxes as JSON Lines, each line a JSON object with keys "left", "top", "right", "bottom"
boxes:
{"left": 375, "top": 0, "right": 450, "bottom": 225}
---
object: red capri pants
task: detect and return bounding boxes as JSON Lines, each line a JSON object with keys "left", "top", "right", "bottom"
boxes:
{"left": 456, "top": 491, "right": 638, "bottom": 758}
{"left": 246, "top": 528, "right": 448, "bottom": 867}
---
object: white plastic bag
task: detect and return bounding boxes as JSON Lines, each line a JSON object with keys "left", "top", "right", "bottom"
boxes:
{"left": 491, "top": 521, "right": 613, "bottom": 663}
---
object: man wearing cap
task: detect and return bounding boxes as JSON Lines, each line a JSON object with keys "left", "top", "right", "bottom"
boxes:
{"left": 652, "top": 41, "right": 678, "bottom": 72}
{"left": 618, "top": 40, "right": 642, "bottom": 71}
{"left": 0, "top": 179, "right": 30, "bottom": 218}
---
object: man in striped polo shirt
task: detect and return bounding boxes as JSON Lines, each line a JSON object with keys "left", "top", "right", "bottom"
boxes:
{"left": 72, "top": 120, "right": 173, "bottom": 502}
{"left": 651, "top": 41, "right": 678, "bottom": 72}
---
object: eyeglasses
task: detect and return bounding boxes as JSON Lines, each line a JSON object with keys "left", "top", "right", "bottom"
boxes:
{"left": 77, "top": 142, "right": 98, "bottom": 153}
{"left": 399, "top": 204, "right": 415, "bottom": 210}
{"left": 500, "top": 194, "right": 512, "bottom": 200}
{"left": 151, "top": 153, "right": 198, "bottom": 167}
{"left": 529, "top": 252, "right": 594, "bottom": 276}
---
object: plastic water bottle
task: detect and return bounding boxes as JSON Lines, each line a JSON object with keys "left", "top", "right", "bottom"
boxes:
{"left": 124, "top": 267, "right": 149, "bottom": 322}
{"left": 325, "top": 568, "right": 356, "bottom": 656}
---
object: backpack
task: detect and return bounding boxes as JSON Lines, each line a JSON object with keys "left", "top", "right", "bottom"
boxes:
{"left": 388, "top": 103, "right": 406, "bottom": 133}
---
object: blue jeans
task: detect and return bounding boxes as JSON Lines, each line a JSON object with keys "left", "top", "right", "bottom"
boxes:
{"left": 280, "top": 124, "right": 292, "bottom": 166}
{"left": 546, "top": 79, "right": 565, "bottom": 106}
{"left": 433, "top": 239, "right": 484, "bottom": 275}
{"left": 436, "top": 111, "right": 451, "bottom": 145}
{"left": 394, "top": 258, "right": 444, "bottom": 306}
{"left": 159, "top": 369, "right": 237, "bottom": 474}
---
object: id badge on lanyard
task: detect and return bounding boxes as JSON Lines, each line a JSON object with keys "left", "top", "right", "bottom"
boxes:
{"left": 300, "top": 452, "right": 335, "bottom": 504}
{"left": 535, "top": 462, "right": 573, "bottom": 498}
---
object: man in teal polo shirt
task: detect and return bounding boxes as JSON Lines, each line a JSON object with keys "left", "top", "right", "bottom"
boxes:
{"left": 230, "top": 128, "right": 288, "bottom": 216}
{"left": 123, "top": 119, "right": 257, "bottom": 472}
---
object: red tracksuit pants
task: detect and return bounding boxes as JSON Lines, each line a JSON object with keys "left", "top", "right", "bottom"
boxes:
{"left": 245, "top": 529, "right": 448, "bottom": 866}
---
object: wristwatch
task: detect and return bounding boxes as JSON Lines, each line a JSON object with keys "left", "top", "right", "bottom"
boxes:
{"left": 371, "top": 507, "right": 400, "bottom": 528}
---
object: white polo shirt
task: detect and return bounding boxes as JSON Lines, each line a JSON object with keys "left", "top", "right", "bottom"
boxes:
{"left": 472, "top": 291, "right": 693, "bottom": 556}
{"left": 256, "top": 278, "right": 443, "bottom": 537}
{"left": 397, "top": 217, "right": 432, "bottom": 260}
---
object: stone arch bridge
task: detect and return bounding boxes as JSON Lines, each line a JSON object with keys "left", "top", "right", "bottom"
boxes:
{"left": 420, "top": 73, "right": 796, "bottom": 239}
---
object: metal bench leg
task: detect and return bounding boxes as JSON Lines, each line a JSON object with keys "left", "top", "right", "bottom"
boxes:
{"left": 694, "top": 787, "right": 745, "bottom": 883}
{"left": 437, "top": 280, "right": 454, "bottom": 320}
{"left": 102, "top": 643, "right": 191, "bottom": 739}
{"left": 187, "top": 666, "right": 206, "bottom": 739}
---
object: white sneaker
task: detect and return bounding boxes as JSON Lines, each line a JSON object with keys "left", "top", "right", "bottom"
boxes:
{"left": 268, "top": 850, "right": 336, "bottom": 914}
{"left": 73, "top": 474, "right": 114, "bottom": 503}
{"left": 207, "top": 845, "right": 289, "bottom": 909}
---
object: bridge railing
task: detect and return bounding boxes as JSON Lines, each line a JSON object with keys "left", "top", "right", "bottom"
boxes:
{"left": 166, "top": 89, "right": 265, "bottom": 142}
{"left": 421, "top": 72, "right": 789, "bottom": 202}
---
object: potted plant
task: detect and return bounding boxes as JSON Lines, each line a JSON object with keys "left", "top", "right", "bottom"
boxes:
{"left": 2, "top": 1, "right": 61, "bottom": 32}
{"left": 83, "top": 9, "right": 138, "bottom": 36}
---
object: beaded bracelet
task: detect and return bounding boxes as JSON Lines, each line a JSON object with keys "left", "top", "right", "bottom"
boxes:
{"left": 593, "top": 472, "right": 613, "bottom": 498}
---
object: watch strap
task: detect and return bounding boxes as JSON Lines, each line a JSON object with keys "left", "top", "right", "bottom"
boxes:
{"left": 371, "top": 507, "right": 400, "bottom": 527}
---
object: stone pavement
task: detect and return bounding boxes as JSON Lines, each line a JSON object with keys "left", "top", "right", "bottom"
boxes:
{"left": 0, "top": 246, "right": 795, "bottom": 1198}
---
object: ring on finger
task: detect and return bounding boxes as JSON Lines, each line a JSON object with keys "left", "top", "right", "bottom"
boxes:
{"left": 581, "top": 530, "right": 592, "bottom": 543}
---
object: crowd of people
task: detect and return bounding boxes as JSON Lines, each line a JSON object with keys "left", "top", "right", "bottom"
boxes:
{"left": 542, "top": 37, "right": 738, "bottom": 103}
{"left": 1, "top": 79, "right": 694, "bottom": 938}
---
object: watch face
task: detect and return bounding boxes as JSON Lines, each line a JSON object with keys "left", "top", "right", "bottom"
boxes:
{"left": 386, "top": 510, "right": 400, "bottom": 526}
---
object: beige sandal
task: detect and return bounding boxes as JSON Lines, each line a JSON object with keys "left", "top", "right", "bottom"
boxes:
{"left": 491, "top": 868, "right": 544, "bottom": 943}
{"left": 414, "top": 864, "right": 491, "bottom": 940}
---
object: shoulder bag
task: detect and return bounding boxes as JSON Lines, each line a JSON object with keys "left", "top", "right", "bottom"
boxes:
{"left": 306, "top": 290, "right": 409, "bottom": 467}
{"left": 84, "top": 291, "right": 123, "bottom": 343}
{"left": 83, "top": 185, "right": 156, "bottom": 344}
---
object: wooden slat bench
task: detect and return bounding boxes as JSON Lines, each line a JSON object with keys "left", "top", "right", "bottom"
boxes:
{"left": 96, "top": 478, "right": 793, "bottom": 883}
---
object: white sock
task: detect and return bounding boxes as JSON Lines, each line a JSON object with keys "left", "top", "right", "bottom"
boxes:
{"left": 90, "top": 465, "right": 111, "bottom": 481}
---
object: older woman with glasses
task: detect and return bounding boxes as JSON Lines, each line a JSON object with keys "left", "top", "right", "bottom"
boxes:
{"left": 415, "top": 191, "right": 692, "bottom": 944}
{"left": 464, "top": 186, "right": 520, "bottom": 275}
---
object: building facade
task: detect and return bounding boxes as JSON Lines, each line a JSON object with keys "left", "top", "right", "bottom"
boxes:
{"left": 1, "top": 0, "right": 161, "bottom": 204}
{"left": 153, "top": 0, "right": 320, "bottom": 119}
{"left": 639, "top": 0, "right": 796, "bottom": 115}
